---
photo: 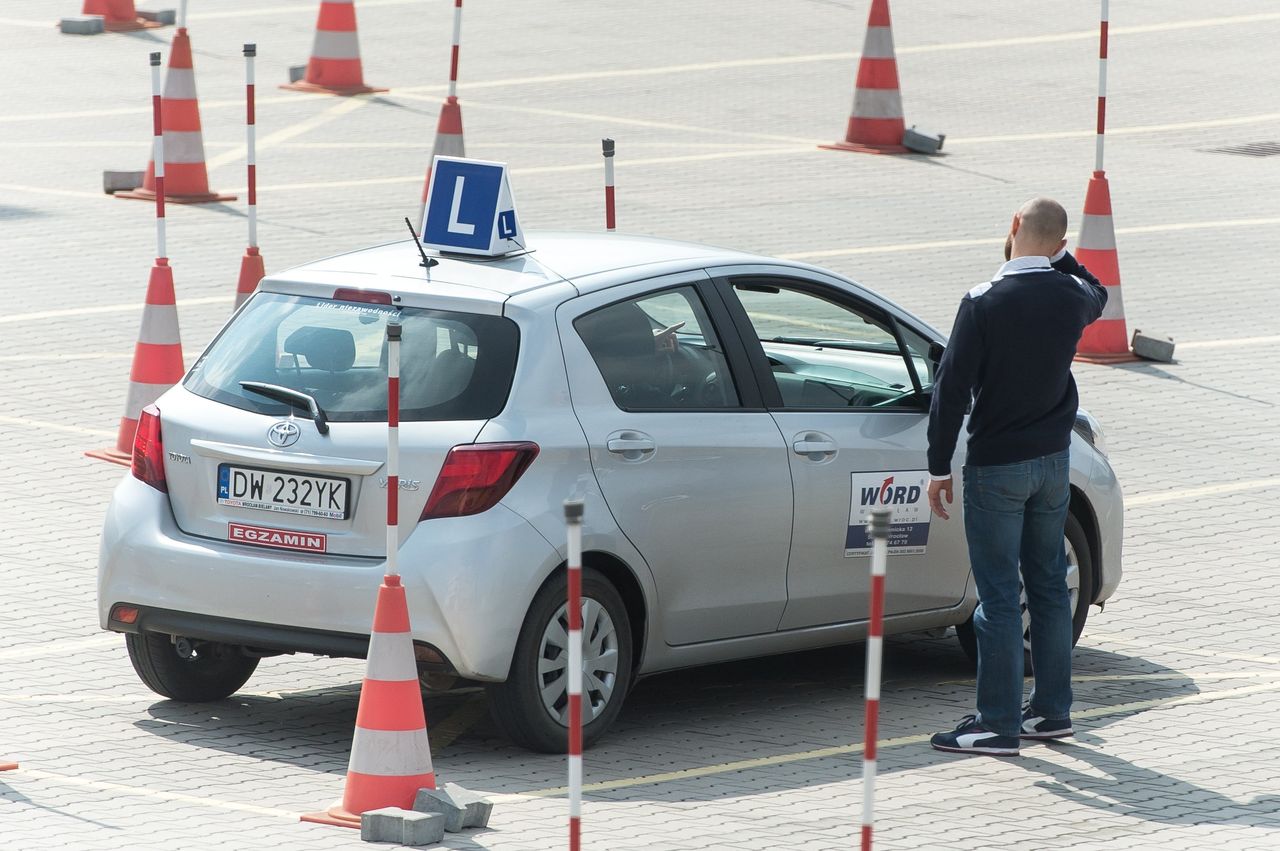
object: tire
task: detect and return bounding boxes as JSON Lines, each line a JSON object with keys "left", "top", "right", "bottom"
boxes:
{"left": 487, "top": 569, "right": 633, "bottom": 753}
{"left": 956, "top": 511, "right": 1095, "bottom": 670}
{"left": 126, "top": 632, "right": 259, "bottom": 702}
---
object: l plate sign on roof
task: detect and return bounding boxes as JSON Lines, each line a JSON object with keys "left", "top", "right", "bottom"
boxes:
{"left": 420, "top": 156, "right": 524, "bottom": 257}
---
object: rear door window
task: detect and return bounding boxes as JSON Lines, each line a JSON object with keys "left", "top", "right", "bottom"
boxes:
{"left": 185, "top": 293, "right": 519, "bottom": 422}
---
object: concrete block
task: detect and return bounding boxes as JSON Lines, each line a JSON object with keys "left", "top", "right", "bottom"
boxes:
{"left": 360, "top": 807, "right": 445, "bottom": 846}
{"left": 59, "top": 15, "right": 105, "bottom": 35}
{"left": 412, "top": 788, "right": 467, "bottom": 832}
{"left": 137, "top": 9, "right": 177, "bottom": 25}
{"left": 443, "top": 782, "right": 494, "bottom": 829}
{"left": 103, "top": 171, "right": 145, "bottom": 194}
{"left": 1131, "top": 329, "right": 1175, "bottom": 363}
{"left": 288, "top": 65, "right": 307, "bottom": 83}
{"left": 903, "top": 125, "right": 946, "bottom": 155}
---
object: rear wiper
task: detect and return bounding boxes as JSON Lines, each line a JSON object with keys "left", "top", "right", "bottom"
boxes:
{"left": 240, "top": 381, "right": 330, "bottom": 436}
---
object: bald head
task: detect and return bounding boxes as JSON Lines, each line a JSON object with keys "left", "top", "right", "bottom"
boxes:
{"left": 1009, "top": 197, "right": 1069, "bottom": 259}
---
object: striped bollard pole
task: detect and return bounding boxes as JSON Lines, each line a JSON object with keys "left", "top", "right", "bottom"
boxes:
{"left": 1094, "top": 0, "right": 1108, "bottom": 173}
{"left": 386, "top": 322, "right": 402, "bottom": 579}
{"left": 149, "top": 51, "right": 166, "bottom": 261}
{"left": 449, "top": 0, "right": 462, "bottom": 101}
{"left": 601, "top": 139, "right": 615, "bottom": 232}
{"left": 860, "top": 507, "right": 891, "bottom": 851}
{"left": 564, "top": 499, "right": 585, "bottom": 851}
{"left": 235, "top": 43, "right": 265, "bottom": 309}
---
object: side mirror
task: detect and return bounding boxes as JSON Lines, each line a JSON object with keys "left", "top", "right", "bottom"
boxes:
{"left": 928, "top": 341, "right": 945, "bottom": 364}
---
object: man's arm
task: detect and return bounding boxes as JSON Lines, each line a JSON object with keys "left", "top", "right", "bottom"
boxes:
{"left": 926, "top": 297, "right": 983, "bottom": 480}
{"left": 1051, "top": 247, "right": 1108, "bottom": 322}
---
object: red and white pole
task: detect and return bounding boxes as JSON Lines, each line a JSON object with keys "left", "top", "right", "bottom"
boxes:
{"left": 564, "top": 499, "right": 585, "bottom": 851}
{"left": 860, "top": 507, "right": 891, "bottom": 851}
{"left": 448, "top": 0, "right": 462, "bottom": 101}
{"left": 235, "top": 42, "right": 265, "bottom": 309}
{"left": 602, "top": 139, "right": 615, "bottom": 232}
{"left": 386, "top": 322, "right": 402, "bottom": 579}
{"left": 149, "top": 51, "right": 167, "bottom": 262}
{"left": 1095, "top": 0, "right": 1109, "bottom": 173}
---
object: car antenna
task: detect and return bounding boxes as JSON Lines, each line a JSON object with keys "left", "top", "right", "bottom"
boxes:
{"left": 404, "top": 217, "right": 438, "bottom": 268}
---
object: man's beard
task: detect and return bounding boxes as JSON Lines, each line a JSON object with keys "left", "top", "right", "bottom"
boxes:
{"left": 1004, "top": 233, "right": 1013, "bottom": 261}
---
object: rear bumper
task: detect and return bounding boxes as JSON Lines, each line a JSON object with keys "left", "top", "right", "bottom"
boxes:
{"left": 98, "top": 475, "right": 561, "bottom": 681}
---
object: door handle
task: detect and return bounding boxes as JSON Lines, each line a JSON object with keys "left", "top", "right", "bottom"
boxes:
{"left": 608, "top": 438, "right": 656, "bottom": 453}
{"left": 792, "top": 432, "right": 838, "bottom": 460}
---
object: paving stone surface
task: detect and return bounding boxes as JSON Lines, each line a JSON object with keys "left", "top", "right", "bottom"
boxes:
{"left": 2, "top": 1, "right": 1280, "bottom": 849}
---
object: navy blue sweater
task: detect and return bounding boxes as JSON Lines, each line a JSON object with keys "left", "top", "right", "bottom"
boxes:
{"left": 926, "top": 252, "right": 1108, "bottom": 476}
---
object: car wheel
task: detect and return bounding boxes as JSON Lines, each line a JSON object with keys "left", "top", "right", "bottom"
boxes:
{"left": 126, "top": 632, "right": 259, "bottom": 702}
{"left": 487, "top": 569, "right": 633, "bottom": 753}
{"left": 956, "top": 511, "right": 1095, "bottom": 670}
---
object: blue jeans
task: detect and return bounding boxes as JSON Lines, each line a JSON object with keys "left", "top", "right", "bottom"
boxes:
{"left": 962, "top": 449, "right": 1073, "bottom": 736}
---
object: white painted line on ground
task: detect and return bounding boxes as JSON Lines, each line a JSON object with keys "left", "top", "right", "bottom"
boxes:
{"left": 1090, "top": 633, "right": 1280, "bottom": 667}
{"left": 14, "top": 768, "right": 300, "bottom": 819}
{"left": 0, "top": 296, "right": 225, "bottom": 325}
{"left": 0, "top": 415, "right": 116, "bottom": 439}
{"left": 940, "top": 670, "right": 1280, "bottom": 686}
{"left": 0, "top": 140, "right": 236, "bottom": 149}
{"left": 781, "top": 217, "right": 1280, "bottom": 260}
{"left": 279, "top": 140, "right": 782, "bottom": 150}
{"left": 0, "top": 353, "right": 133, "bottom": 362}
{"left": 0, "top": 635, "right": 119, "bottom": 662}
{"left": 1126, "top": 477, "right": 1280, "bottom": 507}
{"left": 521, "top": 679, "right": 1280, "bottom": 797}
{"left": 0, "top": 183, "right": 108, "bottom": 200}
{"left": 205, "top": 96, "right": 372, "bottom": 172}
{"left": 947, "top": 112, "right": 1280, "bottom": 145}
{"left": 190, "top": 0, "right": 422, "bottom": 20}
{"left": 1179, "top": 335, "right": 1280, "bottom": 350}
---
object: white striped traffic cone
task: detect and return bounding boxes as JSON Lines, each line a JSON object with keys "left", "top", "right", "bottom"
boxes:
{"left": 86, "top": 258, "right": 185, "bottom": 465}
{"left": 301, "top": 574, "right": 436, "bottom": 828}
{"left": 283, "top": 0, "right": 387, "bottom": 96}
{"left": 78, "top": 0, "right": 164, "bottom": 32}
{"left": 421, "top": 99, "right": 464, "bottom": 204}
{"left": 820, "top": 0, "right": 908, "bottom": 155}
{"left": 1074, "top": 171, "right": 1136, "bottom": 363}
{"left": 116, "top": 26, "right": 235, "bottom": 204}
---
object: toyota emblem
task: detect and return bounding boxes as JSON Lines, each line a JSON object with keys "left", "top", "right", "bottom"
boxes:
{"left": 267, "top": 421, "right": 301, "bottom": 447}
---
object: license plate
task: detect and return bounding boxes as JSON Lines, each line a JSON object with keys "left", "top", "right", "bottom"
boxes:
{"left": 217, "top": 464, "right": 349, "bottom": 520}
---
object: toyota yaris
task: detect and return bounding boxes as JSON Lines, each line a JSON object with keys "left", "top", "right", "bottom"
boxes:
{"left": 98, "top": 231, "right": 1122, "bottom": 752}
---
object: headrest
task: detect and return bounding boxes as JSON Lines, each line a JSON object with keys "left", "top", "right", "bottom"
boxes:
{"left": 283, "top": 326, "right": 357, "bottom": 372}
{"left": 577, "top": 302, "right": 655, "bottom": 359}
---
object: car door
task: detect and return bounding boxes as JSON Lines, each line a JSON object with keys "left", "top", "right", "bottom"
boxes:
{"left": 710, "top": 269, "right": 970, "bottom": 630}
{"left": 558, "top": 271, "right": 793, "bottom": 646}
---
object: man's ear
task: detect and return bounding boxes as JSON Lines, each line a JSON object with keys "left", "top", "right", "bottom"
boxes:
{"left": 1009, "top": 213, "right": 1021, "bottom": 235}
{"left": 1056, "top": 237, "right": 1067, "bottom": 255}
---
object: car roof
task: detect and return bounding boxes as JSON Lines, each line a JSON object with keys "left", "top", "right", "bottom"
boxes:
{"left": 267, "top": 230, "right": 773, "bottom": 301}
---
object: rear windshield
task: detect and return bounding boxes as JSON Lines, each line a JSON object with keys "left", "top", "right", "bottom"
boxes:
{"left": 184, "top": 293, "right": 519, "bottom": 422}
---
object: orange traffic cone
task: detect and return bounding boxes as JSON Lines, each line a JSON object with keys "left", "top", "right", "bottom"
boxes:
{"left": 820, "top": 0, "right": 908, "bottom": 155}
{"left": 421, "top": 98, "right": 464, "bottom": 203}
{"left": 235, "top": 248, "right": 264, "bottom": 310}
{"left": 282, "top": 0, "right": 387, "bottom": 96}
{"left": 86, "top": 259, "right": 185, "bottom": 465}
{"left": 1074, "top": 171, "right": 1137, "bottom": 363}
{"left": 80, "top": 0, "right": 164, "bottom": 32}
{"left": 116, "top": 28, "right": 235, "bottom": 204}
{"left": 1, "top": 760, "right": 16, "bottom": 771}
{"left": 301, "top": 574, "right": 435, "bottom": 828}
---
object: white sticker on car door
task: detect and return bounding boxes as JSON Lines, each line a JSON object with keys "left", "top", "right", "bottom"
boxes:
{"left": 846, "top": 471, "right": 930, "bottom": 556}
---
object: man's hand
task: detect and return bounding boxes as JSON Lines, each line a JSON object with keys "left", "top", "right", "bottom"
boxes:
{"left": 928, "top": 478, "right": 953, "bottom": 520}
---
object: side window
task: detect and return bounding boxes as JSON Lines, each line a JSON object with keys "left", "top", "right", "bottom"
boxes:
{"left": 731, "top": 282, "right": 927, "bottom": 410}
{"left": 575, "top": 286, "right": 740, "bottom": 411}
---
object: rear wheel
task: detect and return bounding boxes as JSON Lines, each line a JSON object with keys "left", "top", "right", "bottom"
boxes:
{"left": 956, "top": 511, "right": 1094, "bottom": 669}
{"left": 126, "top": 632, "right": 259, "bottom": 701}
{"left": 487, "top": 569, "right": 633, "bottom": 753}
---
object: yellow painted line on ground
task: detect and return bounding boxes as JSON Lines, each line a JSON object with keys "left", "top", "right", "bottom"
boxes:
{"left": 205, "top": 96, "right": 372, "bottom": 172}
{"left": 1126, "top": 477, "right": 1280, "bottom": 507}
{"left": 948, "top": 112, "right": 1280, "bottom": 145}
{"left": 0, "top": 635, "right": 120, "bottom": 662}
{"left": 14, "top": 768, "right": 299, "bottom": 819}
{"left": 521, "top": 679, "right": 1280, "bottom": 797}
{"left": 1179, "top": 334, "right": 1280, "bottom": 350}
{"left": 782, "top": 217, "right": 1280, "bottom": 260}
{"left": 0, "top": 296, "right": 225, "bottom": 325}
{"left": 0, "top": 415, "right": 116, "bottom": 439}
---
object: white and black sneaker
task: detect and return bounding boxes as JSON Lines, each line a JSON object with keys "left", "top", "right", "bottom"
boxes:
{"left": 1020, "top": 704, "right": 1073, "bottom": 740}
{"left": 930, "top": 715, "right": 1020, "bottom": 756}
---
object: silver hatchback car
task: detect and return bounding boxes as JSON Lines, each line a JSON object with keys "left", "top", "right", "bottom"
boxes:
{"left": 98, "top": 231, "right": 1123, "bottom": 752}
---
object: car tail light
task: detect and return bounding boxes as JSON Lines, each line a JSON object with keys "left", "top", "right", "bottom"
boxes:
{"left": 421, "top": 442, "right": 539, "bottom": 520}
{"left": 333, "top": 287, "right": 394, "bottom": 305}
{"left": 131, "top": 405, "right": 168, "bottom": 493}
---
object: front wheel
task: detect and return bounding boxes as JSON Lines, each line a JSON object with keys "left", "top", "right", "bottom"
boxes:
{"left": 487, "top": 569, "right": 633, "bottom": 753}
{"left": 126, "top": 632, "right": 259, "bottom": 701}
{"left": 956, "top": 511, "right": 1095, "bottom": 669}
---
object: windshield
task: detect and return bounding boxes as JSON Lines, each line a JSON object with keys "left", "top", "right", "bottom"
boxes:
{"left": 184, "top": 293, "right": 519, "bottom": 422}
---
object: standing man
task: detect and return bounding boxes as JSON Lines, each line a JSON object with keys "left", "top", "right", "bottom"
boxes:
{"left": 926, "top": 197, "right": 1107, "bottom": 756}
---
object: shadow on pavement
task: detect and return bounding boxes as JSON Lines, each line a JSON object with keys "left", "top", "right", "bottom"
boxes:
{"left": 0, "top": 778, "right": 122, "bottom": 830}
{"left": 133, "top": 633, "right": 1201, "bottom": 802}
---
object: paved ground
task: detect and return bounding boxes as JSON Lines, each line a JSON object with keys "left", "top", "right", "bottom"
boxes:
{"left": 3, "top": 0, "right": 1280, "bottom": 848}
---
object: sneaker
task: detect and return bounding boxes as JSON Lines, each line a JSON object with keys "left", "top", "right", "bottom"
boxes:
{"left": 930, "top": 715, "right": 1020, "bottom": 756}
{"left": 1020, "top": 704, "right": 1073, "bottom": 740}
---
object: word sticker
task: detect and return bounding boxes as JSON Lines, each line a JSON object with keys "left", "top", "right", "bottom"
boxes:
{"left": 845, "top": 471, "right": 930, "bottom": 557}
{"left": 420, "top": 156, "right": 524, "bottom": 257}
